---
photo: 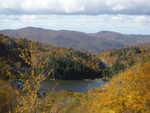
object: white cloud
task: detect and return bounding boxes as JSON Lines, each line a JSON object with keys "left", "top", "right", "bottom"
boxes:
{"left": 0, "top": 0, "right": 150, "bottom": 15}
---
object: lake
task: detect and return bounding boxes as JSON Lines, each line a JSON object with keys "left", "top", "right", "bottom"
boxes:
{"left": 40, "top": 79, "right": 105, "bottom": 93}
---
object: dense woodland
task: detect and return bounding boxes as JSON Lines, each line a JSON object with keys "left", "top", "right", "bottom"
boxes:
{"left": 0, "top": 34, "right": 108, "bottom": 80}
{"left": 1, "top": 34, "right": 150, "bottom": 113}
{"left": 98, "top": 46, "right": 150, "bottom": 75}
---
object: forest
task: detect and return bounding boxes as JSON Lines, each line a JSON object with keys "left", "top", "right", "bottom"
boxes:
{"left": 0, "top": 34, "right": 150, "bottom": 113}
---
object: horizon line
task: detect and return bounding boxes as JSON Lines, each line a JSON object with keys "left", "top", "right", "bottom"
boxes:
{"left": 1, "top": 26, "right": 150, "bottom": 36}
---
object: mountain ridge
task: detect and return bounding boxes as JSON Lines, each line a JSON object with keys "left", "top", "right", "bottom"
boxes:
{"left": 0, "top": 27, "right": 150, "bottom": 53}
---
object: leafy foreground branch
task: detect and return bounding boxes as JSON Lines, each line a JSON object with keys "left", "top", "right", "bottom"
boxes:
{"left": 12, "top": 42, "right": 48, "bottom": 113}
{"left": 14, "top": 71, "right": 45, "bottom": 113}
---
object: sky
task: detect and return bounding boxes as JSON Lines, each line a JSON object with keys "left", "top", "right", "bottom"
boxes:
{"left": 0, "top": 0, "right": 150, "bottom": 34}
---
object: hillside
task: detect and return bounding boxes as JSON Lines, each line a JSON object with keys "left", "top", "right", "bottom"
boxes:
{"left": 0, "top": 79, "right": 18, "bottom": 113}
{"left": 1, "top": 27, "right": 150, "bottom": 53}
{"left": 58, "top": 60, "right": 150, "bottom": 113}
{"left": 1, "top": 34, "right": 150, "bottom": 113}
{"left": 30, "top": 59, "right": 150, "bottom": 113}
{"left": 0, "top": 34, "right": 31, "bottom": 80}
{"left": 4, "top": 54, "right": 150, "bottom": 113}
{"left": 0, "top": 34, "right": 108, "bottom": 80}
{"left": 98, "top": 45, "right": 150, "bottom": 75}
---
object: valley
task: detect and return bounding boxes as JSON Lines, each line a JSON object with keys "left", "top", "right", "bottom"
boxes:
{"left": 0, "top": 31, "right": 150, "bottom": 113}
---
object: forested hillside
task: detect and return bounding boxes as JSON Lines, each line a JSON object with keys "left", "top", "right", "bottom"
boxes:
{"left": 0, "top": 34, "right": 31, "bottom": 80}
{"left": 1, "top": 33, "right": 150, "bottom": 113}
{"left": 0, "top": 34, "right": 108, "bottom": 80}
{"left": 1, "top": 48, "right": 150, "bottom": 113}
{"left": 26, "top": 49, "right": 150, "bottom": 113}
{"left": 98, "top": 45, "right": 150, "bottom": 75}
{"left": 47, "top": 60, "right": 150, "bottom": 113}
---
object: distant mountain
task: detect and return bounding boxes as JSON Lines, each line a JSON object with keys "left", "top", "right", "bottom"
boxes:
{"left": 89, "top": 31, "right": 150, "bottom": 45}
{"left": 0, "top": 27, "right": 150, "bottom": 53}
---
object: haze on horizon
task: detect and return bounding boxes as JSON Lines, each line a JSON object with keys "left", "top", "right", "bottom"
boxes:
{"left": 0, "top": 0, "right": 150, "bottom": 34}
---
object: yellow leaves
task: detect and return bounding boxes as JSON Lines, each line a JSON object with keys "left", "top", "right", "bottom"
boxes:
{"left": 107, "top": 110, "right": 116, "bottom": 113}
{"left": 71, "top": 61, "right": 150, "bottom": 113}
{"left": 6, "top": 57, "right": 150, "bottom": 113}
{"left": 0, "top": 80, "right": 18, "bottom": 113}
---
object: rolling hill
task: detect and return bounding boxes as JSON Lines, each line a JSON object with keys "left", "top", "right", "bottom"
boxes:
{"left": 1, "top": 27, "right": 150, "bottom": 53}
{"left": 0, "top": 34, "right": 108, "bottom": 80}
{"left": 1, "top": 33, "right": 150, "bottom": 113}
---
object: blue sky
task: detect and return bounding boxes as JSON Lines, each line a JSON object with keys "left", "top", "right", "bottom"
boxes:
{"left": 0, "top": 0, "right": 150, "bottom": 34}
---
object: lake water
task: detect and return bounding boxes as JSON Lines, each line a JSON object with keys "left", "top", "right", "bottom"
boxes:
{"left": 41, "top": 79, "right": 105, "bottom": 92}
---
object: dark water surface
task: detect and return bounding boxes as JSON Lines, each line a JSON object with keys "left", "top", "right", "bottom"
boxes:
{"left": 41, "top": 79, "right": 105, "bottom": 92}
